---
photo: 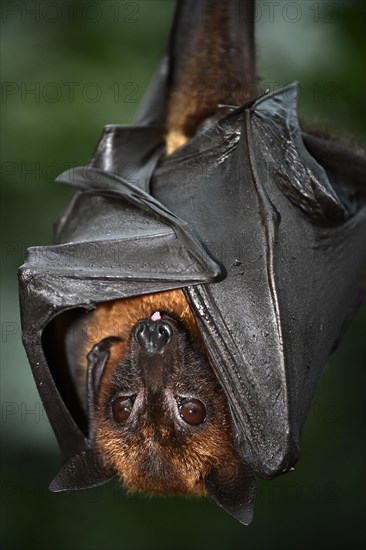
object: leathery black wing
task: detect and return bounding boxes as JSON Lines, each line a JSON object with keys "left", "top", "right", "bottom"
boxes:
{"left": 18, "top": 159, "right": 224, "bottom": 463}
{"left": 151, "top": 83, "right": 366, "bottom": 478}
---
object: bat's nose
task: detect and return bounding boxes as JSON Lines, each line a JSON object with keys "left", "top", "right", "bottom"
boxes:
{"left": 134, "top": 320, "right": 173, "bottom": 354}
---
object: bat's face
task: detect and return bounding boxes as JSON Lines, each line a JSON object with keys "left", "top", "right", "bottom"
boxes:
{"left": 93, "top": 309, "right": 239, "bottom": 495}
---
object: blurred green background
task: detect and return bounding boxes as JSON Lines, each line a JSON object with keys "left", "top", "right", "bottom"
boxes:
{"left": 1, "top": 1, "right": 365, "bottom": 549}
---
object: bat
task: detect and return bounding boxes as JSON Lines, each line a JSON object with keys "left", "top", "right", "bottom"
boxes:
{"left": 18, "top": 0, "right": 366, "bottom": 525}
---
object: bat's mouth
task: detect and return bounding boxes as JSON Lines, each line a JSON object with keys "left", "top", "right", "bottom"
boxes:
{"left": 150, "top": 311, "right": 178, "bottom": 326}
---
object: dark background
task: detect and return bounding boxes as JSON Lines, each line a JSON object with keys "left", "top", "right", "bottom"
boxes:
{"left": 1, "top": 1, "right": 365, "bottom": 549}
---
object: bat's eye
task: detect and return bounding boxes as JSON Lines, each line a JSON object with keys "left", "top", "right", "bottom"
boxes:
{"left": 179, "top": 398, "right": 206, "bottom": 425}
{"left": 112, "top": 396, "right": 134, "bottom": 423}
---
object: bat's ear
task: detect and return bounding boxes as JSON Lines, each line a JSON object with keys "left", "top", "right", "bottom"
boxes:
{"left": 87, "top": 336, "right": 121, "bottom": 403}
{"left": 49, "top": 448, "right": 115, "bottom": 492}
{"left": 204, "top": 459, "right": 256, "bottom": 525}
{"left": 87, "top": 336, "right": 121, "bottom": 442}
{"left": 50, "top": 336, "right": 120, "bottom": 492}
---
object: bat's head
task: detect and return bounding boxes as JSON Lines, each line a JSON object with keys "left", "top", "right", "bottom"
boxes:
{"left": 94, "top": 309, "right": 236, "bottom": 495}
{"left": 50, "top": 290, "right": 256, "bottom": 524}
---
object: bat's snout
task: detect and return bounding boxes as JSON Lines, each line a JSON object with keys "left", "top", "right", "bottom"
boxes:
{"left": 133, "top": 319, "right": 173, "bottom": 354}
